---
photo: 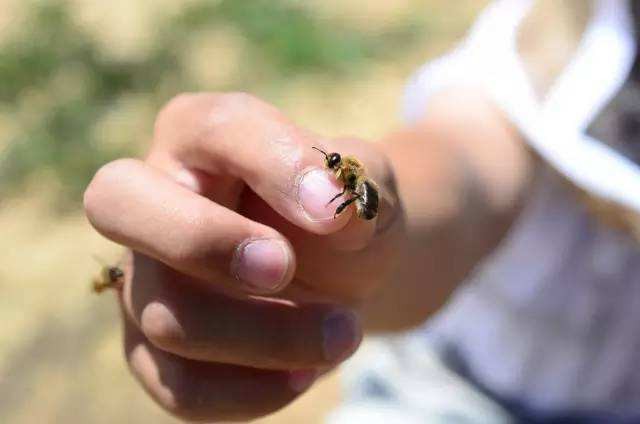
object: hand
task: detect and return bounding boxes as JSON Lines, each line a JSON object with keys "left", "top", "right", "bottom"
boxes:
{"left": 84, "top": 93, "right": 403, "bottom": 422}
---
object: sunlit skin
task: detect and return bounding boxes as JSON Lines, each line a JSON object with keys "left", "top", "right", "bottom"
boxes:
{"left": 84, "top": 88, "right": 531, "bottom": 422}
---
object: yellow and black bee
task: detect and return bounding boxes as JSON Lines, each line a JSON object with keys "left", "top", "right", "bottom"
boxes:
{"left": 91, "top": 257, "right": 125, "bottom": 294}
{"left": 313, "top": 147, "right": 379, "bottom": 220}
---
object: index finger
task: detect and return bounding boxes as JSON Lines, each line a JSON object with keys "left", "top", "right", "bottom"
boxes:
{"left": 150, "top": 92, "right": 379, "bottom": 238}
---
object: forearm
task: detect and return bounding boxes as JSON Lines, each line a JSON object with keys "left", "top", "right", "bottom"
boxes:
{"left": 360, "top": 89, "right": 534, "bottom": 332}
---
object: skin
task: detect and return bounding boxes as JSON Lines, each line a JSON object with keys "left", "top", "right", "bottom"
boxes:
{"left": 84, "top": 88, "right": 535, "bottom": 422}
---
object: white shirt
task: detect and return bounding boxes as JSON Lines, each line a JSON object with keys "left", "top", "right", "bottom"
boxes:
{"left": 404, "top": 0, "right": 640, "bottom": 415}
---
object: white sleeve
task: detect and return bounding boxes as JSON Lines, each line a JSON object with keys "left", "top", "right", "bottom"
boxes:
{"left": 402, "top": 47, "right": 473, "bottom": 124}
{"left": 402, "top": 0, "right": 640, "bottom": 216}
{"left": 402, "top": 0, "right": 536, "bottom": 124}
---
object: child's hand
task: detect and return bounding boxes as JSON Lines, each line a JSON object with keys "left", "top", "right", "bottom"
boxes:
{"left": 84, "top": 93, "right": 403, "bottom": 422}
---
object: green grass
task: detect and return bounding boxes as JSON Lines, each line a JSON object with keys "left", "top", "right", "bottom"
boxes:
{"left": 0, "top": 0, "right": 423, "bottom": 210}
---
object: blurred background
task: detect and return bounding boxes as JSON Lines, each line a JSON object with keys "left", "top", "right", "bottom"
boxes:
{"left": 0, "top": 1, "right": 485, "bottom": 422}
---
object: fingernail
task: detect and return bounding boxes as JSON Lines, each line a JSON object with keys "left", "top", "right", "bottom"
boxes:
{"left": 232, "top": 239, "right": 290, "bottom": 292}
{"left": 298, "top": 168, "right": 346, "bottom": 221}
{"left": 288, "top": 369, "right": 317, "bottom": 393}
{"left": 322, "top": 310, "right": 360, "bottom": 362}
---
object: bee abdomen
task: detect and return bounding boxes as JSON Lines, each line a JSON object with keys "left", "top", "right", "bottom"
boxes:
{"left": 356, "top": 180, "right": 379, "bottom": 220}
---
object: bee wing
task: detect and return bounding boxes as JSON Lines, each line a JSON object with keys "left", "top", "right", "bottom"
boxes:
{"left": 92, "top": 253, "right": 124, "bottom": 268}
{"left": 91, "top": 254, "right": 108, "bottom": 267}
{"left": 91, "top": 278, "right": 103, "bottom": 294}
{"left": 365, "top": 176, "right": 380, "bottom": 190}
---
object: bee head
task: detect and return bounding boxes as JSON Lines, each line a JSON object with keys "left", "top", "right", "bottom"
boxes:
{"left": 108, "top": 267, "right": 124, "bottom": 282}
{"left": 313, "top": 147, "right": 341, "bottom": 170}
{"left": 326, "top": 152, "right": 342, "bottom": 170}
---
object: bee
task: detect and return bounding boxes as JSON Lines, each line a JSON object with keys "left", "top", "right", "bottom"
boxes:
{"left": 313, "top": 147, "right": 379, "bottom": 220}
{"left": 91, "top": 256, "right": 125, "bottom": 294}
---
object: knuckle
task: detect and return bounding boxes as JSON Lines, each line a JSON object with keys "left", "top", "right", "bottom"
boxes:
{"left": 208, "top": 92, "right": 275, "bottom": 126}
{"left": 84, "top": 158, "right": 139, "bottom": 218}
{"left": 164, "top": 203, "right": 214, "bottom": 264}
{"left": 153, "top": 91, "right": 278, "bottom": 154}
{"left": 155, "top": 92, "right": 199, "bottom": 128}
{"left": 153, "top": 92, "right": 262, "bottom": 147}
{"left": 93, "top": 158, "right": 140, "bottom": 186}
{"left": 140, "top": 302, "right": 184, "bottom": 346}
{"left": 154, "top": 92, "right": 216, "bottom": 137}
{"left": 216, "top": 91, "right": 259, "bottom": 110}
{"left": 156, "top": 92, "right": 256, "bottom": 128}
{"left": 202, "top": 92, "right": 263, "bottom": 130}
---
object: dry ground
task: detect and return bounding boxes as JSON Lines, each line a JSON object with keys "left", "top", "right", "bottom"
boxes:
{"left": 0, "top": 1, "right": 484, "bottom": 422}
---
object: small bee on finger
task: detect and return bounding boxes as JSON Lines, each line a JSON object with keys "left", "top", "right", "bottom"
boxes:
{"left": 313, "top": 146, "right": 379, "bottom": 220}
{"left": 91, "top": 256, "right": 125, "bottom": 294}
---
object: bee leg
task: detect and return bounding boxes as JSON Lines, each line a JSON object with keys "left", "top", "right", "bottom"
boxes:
{"left": 334, "top": 194, "right": 361, "bottom": 218}
{"left": 326, "top": 187, "right": 347, "bottom": 206}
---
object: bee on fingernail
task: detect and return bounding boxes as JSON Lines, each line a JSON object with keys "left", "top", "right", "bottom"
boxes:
{"left": 313, "top": 147, "right": 379, "bottom": 220}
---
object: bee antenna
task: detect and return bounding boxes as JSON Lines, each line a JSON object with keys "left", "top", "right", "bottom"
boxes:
{"left": 312, "top": 146, "right": 329, "bottom": 159}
